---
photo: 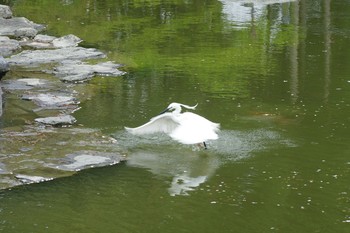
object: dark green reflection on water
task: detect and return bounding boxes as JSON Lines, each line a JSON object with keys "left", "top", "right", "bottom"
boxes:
{"left": 1, "top": 0, "right": 350, "bottom": 232}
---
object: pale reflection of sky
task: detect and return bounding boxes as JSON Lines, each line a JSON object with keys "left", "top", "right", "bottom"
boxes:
{"left": 219, "top": 0, "right": 297, "bottom": 28}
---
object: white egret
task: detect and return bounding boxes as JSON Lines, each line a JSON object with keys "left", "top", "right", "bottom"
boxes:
{"left": 125, "top": 103, "right": 220, "bottom": 149}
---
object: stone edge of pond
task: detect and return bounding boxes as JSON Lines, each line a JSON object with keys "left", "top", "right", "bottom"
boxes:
{"left": 0, "top": 4, "right": 127, "bottom": 190}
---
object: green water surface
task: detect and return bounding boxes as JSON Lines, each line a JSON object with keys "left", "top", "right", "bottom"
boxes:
{"left": 0, "top": 0, "right": 349, "bottom": 232}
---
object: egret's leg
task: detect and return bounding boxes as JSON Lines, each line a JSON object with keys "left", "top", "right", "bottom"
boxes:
{"left": 203, "top": 142, "right": 207, "bottom": 150}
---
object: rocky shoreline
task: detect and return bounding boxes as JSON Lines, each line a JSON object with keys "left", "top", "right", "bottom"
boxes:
{"left": 0, "top": 4, "right": 126, "bottom": 189}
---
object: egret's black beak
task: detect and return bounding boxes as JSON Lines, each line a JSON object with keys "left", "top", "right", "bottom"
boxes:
{"left": 159, "top": 107, "right": 170, "bottom": 115}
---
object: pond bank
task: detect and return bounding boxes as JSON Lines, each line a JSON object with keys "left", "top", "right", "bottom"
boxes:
{"left": 0, "top": 4, "right": 126, "bottom": 189}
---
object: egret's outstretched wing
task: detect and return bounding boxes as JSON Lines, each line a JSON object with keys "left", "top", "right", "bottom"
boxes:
{"left": 125, "top": 113, "right": 179, "bottom": 135}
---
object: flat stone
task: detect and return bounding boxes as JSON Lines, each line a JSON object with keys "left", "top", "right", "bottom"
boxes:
{"left": 6, "top": 47, "right": 105, "bottom": 67}
{"left": 0, "top": 4, "right": 12, "bottom": 19}
{"left": 21, "top": 93, "right": 78, "bottom": 108}
{"left": 23, "top": 34, "right": 82, "bottom": 49}
{"left": 20, "top": 40, "right": 53, "bottom": 49}
{"left": 35, "top": 115, "right": 76, "bottom": 125}
{"left": 0, "top": 17, "right": 45, "bottom": 36}
{"left": 17, "top": 78, "right": 47, "bottom": 86}
{"left": 21, "top": 34, "right": 57, "bottom": 49}
{"left": 55, "top": 60, "right": 125, "bottom": 82}
{"left": 0, "top": 126, "right": 125, "bottom": 189}
{"left": 1, "top": 79, "right": 40, "bottom": 90}
{"left": 0, "top": 36, "right": 21, "bottom": 57}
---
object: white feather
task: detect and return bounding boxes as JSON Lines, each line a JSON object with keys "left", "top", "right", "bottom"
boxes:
{"left": 169, "top": 112, "right": 219, "bottom": 144}
{"left": 125, "top": 113, "right": 179, "bottom": 135}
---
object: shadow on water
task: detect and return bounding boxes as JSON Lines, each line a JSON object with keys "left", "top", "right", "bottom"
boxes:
{"left": 112, "top": 128, "right": 296, "bottom": 196}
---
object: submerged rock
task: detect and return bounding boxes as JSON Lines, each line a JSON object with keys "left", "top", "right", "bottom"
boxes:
{"left": 6, "top": 47, "right": 105, "bottom": 67}
{"left": 15, "top": 174, "right": 53, "bottom": 184}
{"left": 0, "top": 162, "right": 7, "bottom": 174}
{"left": 50, "top": 151, "right": 125, "bottom": 171}
{"left": 0, "top": 17, "right": 45, "bottom": 37}
{"left": 21, "top": 93, "right": 78, "bottom": 108}
{"left": 54, "top": 60, "right": 125, "bottom": 82}
{"left": 0, "top": 176, "right": 22, "bottom": 188}
{"left": 22, "top": 34, "right": 82, "bottom": 49}
{"left": 35, "top": 115, "right": 76, "bottom": 126}
{"left": 0, "top": 126, "right": 125, "bottom": 189}
{"left": 0, "top": 85, "right": 2, "bottom": 117}
{"left": 1, "top": 78, "right": 47, "bottom": 90}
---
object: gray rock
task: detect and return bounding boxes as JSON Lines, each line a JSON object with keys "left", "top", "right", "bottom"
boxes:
{"left": 35, "top": 115, "right": 76, "bottom": 125}
{"left": 0, "top": 56, "right": 9, "bottom": 77}
{"left": 55, "top": 60, "right": 125, "bottom": 82}
{"left": 0, "top": 17, "right": 45, "bottom": 36}
{"left": 21, "top": 41, "right": 52, "bottom": 49}
{"left": 0, "top": 36, "right": 21, "bottom": 57}
{"left": 0, "top": 5, "right": 128, "bottom": 190}
{"left": 21, "top": 93, "right": 78, "bottom": 108}
{"left": 52, "top": 34, "right": 82, "bottom": 48}
{"left": 14, "top": 27, "right": 38, "bottom": 38}
{"left": 0, "top": 5, "right": 12, "bottom": 19}
{"left": 6, "top": 47, "right": 105, "bottom": 67}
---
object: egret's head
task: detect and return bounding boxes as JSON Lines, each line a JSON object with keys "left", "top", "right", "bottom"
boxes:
{"left": 160, "top": 103, "right": 197, "bottom": 115}
{"left": 168, "top": 103, "right": 181, "bottom": 112}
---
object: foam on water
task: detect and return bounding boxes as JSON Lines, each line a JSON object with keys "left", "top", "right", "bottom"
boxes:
{"left": 112, "top": 128, "right": 296, "bottom": 196}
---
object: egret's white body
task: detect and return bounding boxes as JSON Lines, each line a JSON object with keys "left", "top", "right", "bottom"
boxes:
{"left": 125, "top": 103, "right": 220, "bottom": 146}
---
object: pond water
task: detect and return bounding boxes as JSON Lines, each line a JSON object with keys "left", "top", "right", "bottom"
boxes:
{"left": 1, "top": 0, "right": 350, "bottom": 232}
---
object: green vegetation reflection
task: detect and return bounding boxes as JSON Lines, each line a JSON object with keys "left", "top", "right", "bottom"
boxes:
{"left": 11, "top": 0, "right": 302, "bottom": 99}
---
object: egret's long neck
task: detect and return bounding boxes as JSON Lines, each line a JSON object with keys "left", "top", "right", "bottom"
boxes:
{"left": 173, "top": 106, "right": 182, "bottom": 115}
